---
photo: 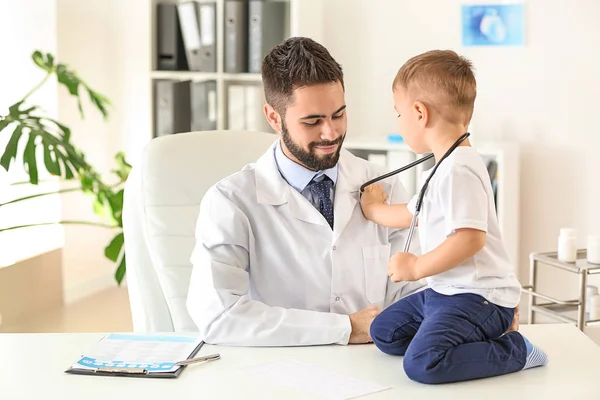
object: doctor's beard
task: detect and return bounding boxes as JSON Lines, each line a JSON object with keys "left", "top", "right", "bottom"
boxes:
{"left": 281, "top": 121, "right": 345, "bottom": 171}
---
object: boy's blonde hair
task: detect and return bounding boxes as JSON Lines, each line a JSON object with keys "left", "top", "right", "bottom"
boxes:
{"left": 393, "top": 50, "right": 476, "bottom": 126}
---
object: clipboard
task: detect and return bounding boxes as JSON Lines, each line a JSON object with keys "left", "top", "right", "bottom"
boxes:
{"left": 64, "top": 334, "right": 207, "bottom": 379}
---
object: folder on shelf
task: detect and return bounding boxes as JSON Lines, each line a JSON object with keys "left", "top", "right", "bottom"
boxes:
{"left": 64, "top": 333, "right": 209, "bottom": 378}
{"left": 154, "top": 79, "right": 192, "bottom": 137}
{"left": 224, "top": 0, "right": 249, "bottom": 73}
{"left": 191, "top": 80, "right": 218, "bottom": 131}
{"left": 248, "top": 0, "right": 287, "bottom": 73}
{"left": 177, "top": 1, "right": 217, "bottom": 72}
{"left": 156, "top": 2, "right": 188, "bottom": 70}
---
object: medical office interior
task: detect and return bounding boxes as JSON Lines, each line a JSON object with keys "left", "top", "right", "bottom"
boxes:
{"left": 1, "top": 0, "right": 600, "bottom": 392}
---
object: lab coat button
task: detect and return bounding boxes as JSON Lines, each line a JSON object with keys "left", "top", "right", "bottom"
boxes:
{"left": 335, "top": 296, "right": 340, "bottom": 301}
{"left": 332, "top": 246, "right": 336, "bottom": 250}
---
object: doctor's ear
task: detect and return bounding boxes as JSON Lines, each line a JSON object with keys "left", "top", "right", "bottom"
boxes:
{"left": 264, "top": 104, "right": 283, "bottom": 132}
{"left": 412, "top": 101, "right": 429, "bottom": 127}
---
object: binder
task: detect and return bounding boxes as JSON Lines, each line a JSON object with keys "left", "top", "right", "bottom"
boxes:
{"left": 156, "top": 2, "right": 189, "bottom": 70}
{"left": 191, "top": 80, "right": 217, "bottom": 131}
{"left": 224, "top": 0, "right": 249, "bottom": 73}
{"left": 177, "top": 1, "right": 217, "bottom": 72}
{"left": 154, "top": 79, "right": 192, "bottom": 137}
{"left": 64, "top": 334, "right": 208, "bottom": 379}
{"left": 248, "top": 0, "right": 287, "bottom": 73}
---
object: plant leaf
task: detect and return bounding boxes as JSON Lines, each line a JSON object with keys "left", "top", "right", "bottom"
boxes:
{"left": 8, "top": 101, "right": 24, "bottom": 118}
{"left": 32, "top": 51, "right": 48, "bottom": 71}
{"left": 61, "top": 157, "right": 76, "bottom": 179}
{"left": 115, "top": 252, "right": 126, "bottom": 285}
{"left": 0, "top": 118, "right": 11, "bottom": 132}
{"left": 86, "top": 87, "right": 110, "bottom": 120}
{"left": 93, "top": 191, "right": 107, "bottom": 217}
{"left": 108, "top": 189, "right": 124, "bottom": 227}
{"left": 112, "top": 152, "right": 132, "bottom": 181}
{"left": 49, "top": 119, "right": 71, "bottom": 141}
{"left": 80, "top": 171, "right": 95, "bottom": 194}
{"left": 46, "top": 53, "right": 54, "bottom": 68}
{"left": 104, "top": 232, "right": 124, "bottom": 262}
{"left": 0, "top": 125, "right": 24, "bottom": 172}
{"left": 23, "top": 132, "right": 39, "bottom": 184}
{"left": 42, "top": 140, "right": 61, "bottom": 176}
{"left": 56, "top": 64, "right": 84, "bottom": 118}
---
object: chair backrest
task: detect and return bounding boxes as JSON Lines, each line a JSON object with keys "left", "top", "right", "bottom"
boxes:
{"left": 123, "top": 130, "right": 276, "bottom": 332}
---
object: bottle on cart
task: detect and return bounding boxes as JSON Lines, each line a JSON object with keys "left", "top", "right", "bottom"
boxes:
{"left": 558, "top": 228, "right": 577, "bottom": 262}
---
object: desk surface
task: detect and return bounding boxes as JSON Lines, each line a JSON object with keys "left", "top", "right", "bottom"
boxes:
{"left": 1, "top": 324, "right": 599, "bottom": 399}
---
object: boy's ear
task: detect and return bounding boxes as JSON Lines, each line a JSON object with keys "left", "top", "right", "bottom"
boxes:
{"left": 413, "top": 101, "right": 429, "bottom": 127}
{"left": 264, "top": 104, "right": 282, "bottom": 133}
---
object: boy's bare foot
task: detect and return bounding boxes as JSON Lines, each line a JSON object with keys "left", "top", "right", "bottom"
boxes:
{"left": 506, "top": 305, "right": 520, "bottom": 333}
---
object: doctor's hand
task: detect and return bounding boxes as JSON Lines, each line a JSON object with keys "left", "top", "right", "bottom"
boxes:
{"left": 348, "top": 305, "right": 381, "bottom": 344}
{"left": 387, "top": 252, "right": 420, "bottom": 282}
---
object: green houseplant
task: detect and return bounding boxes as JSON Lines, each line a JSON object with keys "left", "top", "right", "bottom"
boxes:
{"left": 0, "top": 51, "right": 130, "bottom": 284}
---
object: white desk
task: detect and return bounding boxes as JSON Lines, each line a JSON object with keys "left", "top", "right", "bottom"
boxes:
{"left": 1, "top": 324, "right": 599, "bottom": 399}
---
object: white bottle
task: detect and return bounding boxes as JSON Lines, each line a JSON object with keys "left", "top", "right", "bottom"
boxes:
{"left": 558, "top": 228, "right": 577, "bottom": 262}
{"left": 587, "top": 285, "right": 599, "bottom": 314}
{"left": 590, "top": 294, "right": 600, "bottom": 321}
{"left": 587, "top": 235, "right": 600, "bottom": 265}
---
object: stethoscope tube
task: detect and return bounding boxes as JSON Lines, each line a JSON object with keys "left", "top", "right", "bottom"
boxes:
{"left": 359, "top": 153, "right": 434, "bottom": 193}
{"left": 360, "top": 132, "right": 471, "bottom": 253}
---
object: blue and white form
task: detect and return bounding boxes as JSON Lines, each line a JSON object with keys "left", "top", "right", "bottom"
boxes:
{"left": 72, "top": 333, "right": 203, "bottom": 373}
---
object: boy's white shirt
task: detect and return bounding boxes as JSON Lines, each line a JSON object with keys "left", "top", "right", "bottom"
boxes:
{"left": 407, "top": 146, "right": 521, "bottom": 308}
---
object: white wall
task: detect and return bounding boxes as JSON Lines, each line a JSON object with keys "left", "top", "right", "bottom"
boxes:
{"left": 0, "top": 0, "right": 63, "bottom": 267}
{"left": 324, "top": 0, "right": 600, "bottom": 301}
{"left": 56, "top": 0, "right": 150, "bottom": 301}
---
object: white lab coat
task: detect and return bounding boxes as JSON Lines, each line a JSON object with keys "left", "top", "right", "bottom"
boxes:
{"left": 186, "top": 141, "right": 425, "bottom": 346}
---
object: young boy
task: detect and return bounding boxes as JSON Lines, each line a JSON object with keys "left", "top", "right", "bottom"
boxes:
{"left": 360, "top": 50, "right": 548, "bottom": 384}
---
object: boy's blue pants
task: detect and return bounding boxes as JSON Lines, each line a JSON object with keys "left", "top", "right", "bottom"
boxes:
{"left": 370, "top": 289, "right": 527, "bottom": 384}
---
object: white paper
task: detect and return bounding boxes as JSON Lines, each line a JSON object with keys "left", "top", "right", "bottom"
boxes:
{"left": 71, "top": 334, "right": 203, "bottom": 373}
{"left": 245, "top": 359, "right": 390, "bottom": 400}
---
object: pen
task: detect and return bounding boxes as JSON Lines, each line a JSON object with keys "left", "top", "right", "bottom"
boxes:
{"left": 174, "top": 353, "right": 221, "bottom": 366}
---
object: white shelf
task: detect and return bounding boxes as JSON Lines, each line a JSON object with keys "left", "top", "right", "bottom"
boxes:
{"left": 150, "top": 70, "right": 219, "bottom": 80}
{"left": 222, "top": 73, "right": 262, "bottom": 83}
{"left": 150, "top": 71, "right": 262, "bottom": 83}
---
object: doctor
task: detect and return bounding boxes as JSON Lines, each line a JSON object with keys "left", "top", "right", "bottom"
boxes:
{"left": 186, "top": 37, "right": 424, "bottom": 346}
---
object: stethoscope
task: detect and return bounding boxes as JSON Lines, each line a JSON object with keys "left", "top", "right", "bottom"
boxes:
{"left": 359, "top": 132, "right": 471, "bottom": 252}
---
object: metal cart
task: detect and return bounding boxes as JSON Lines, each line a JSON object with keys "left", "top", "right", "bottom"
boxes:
{"left": 522, "top": 249, "right": 600, "bottom": 331}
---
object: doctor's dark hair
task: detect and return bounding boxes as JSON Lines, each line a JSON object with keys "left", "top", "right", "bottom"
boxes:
{"left": 261, "top": 37, "right": 344, "bottom": 115}
{"left": 393, "top": 50, "right": 476, "bottom": 126}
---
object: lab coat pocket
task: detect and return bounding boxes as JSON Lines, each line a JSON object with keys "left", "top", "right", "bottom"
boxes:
{"left": 362, "top": 244, "right": 392, "bottom": 304}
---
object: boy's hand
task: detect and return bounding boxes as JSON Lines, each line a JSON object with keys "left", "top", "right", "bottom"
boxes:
{"left": 360, "top": 184, "right": 387, "bottom": 216}
{"left": 387, "top": 252, "right": 420, "bottom": 282}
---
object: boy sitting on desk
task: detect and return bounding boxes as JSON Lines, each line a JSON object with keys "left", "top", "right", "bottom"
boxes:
{"left": 360, "top": 50, "right": 547, "bottom": 384}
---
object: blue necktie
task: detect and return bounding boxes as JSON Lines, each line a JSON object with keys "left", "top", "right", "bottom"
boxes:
{"left": 310, "top": 176, "right": 334, "bottom": 229}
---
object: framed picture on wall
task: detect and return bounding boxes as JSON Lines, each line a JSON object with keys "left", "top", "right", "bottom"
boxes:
{"left": 461, "top": 3, "right": 525, "bottom": 46}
